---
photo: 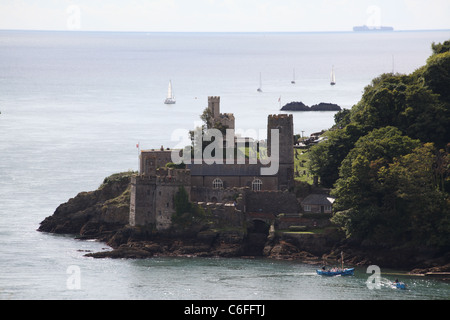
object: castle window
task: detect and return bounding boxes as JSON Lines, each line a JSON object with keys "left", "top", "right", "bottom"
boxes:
{"left": 213, "top": 178, "right": 223, "bottom": 189}
{"left": 252, "top": 179, "right": 262, "bottom": 191}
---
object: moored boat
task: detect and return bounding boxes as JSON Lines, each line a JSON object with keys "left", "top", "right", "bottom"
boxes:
{"left": 164, "top": 80, "right": 176, "bottom": 104}
{"left": 317, "top": 251, "right": 353, "bottom": 276}
{"left": 316, "top": 267, "right": 355, "bottom": 276}
{"left": 330, "top": 66, "right": 336, "bottom": 85}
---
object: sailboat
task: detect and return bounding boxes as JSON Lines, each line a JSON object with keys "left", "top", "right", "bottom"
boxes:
{"left": 164, "top": 80, "right": 176, "bottom": 104}
{"left": 257, "top": 73, "right": 263, "bottom": 92}
{"left": 291, "top": 68, "right": 296, "bottom": 84}
{"left": 330, "top": 66, "right": 336, "bottom": 86}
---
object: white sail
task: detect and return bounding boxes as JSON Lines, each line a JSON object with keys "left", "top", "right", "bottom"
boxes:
{"left": 330, "top": 66, "right": 336, "bottom": 85}
{"left": 257, "top": 72, "right": 263, "bottom": 92}
{"left": 164, "top": 80, "right": 176, "bottom": 104}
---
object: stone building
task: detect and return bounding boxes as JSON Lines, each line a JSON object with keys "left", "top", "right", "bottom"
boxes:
{"left": 300, "top": 194, "right": 335, "bottom": 214}
{"left": 130, "top": 96, "right": 296, "bottom": 230}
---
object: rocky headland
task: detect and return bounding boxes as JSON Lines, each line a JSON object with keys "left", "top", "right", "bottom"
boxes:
{"left": 280, "top": 102, "right": 341, "bottom": 112}
{"left": 38, "top": 172, "right": 450, "bottom": 276}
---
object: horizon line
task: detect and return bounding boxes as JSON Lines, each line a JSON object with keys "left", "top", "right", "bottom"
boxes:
{"left": 1, "top": 28, "right": 450, "bottom": 34}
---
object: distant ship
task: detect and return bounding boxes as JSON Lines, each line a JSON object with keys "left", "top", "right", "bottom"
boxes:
{"left": 353, "top": 25, "right": 394, "bottom": 32}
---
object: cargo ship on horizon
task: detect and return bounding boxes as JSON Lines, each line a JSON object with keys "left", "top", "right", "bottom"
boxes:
{"left": 353, "top": 25, "right": 394, "bottom": 32}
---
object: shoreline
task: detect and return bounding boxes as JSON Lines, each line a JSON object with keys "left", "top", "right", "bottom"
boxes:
{"left": 37, "top": 171, "right": 450, "bottom": 277}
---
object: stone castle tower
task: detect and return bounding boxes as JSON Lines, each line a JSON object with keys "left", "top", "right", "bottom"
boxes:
{"left": 130, "top": 168, "right": 191, "bottom": 230}
{"left": 208, "top": 96, "right": 221, "bottom": 119}
{"left": 207, "top": 96, "right": 235, "bottom": 130}
{"left": 267, "top": 114, "right": 294, "bottom": 190}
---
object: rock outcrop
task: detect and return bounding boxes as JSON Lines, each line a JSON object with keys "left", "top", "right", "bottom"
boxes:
{"left": 38, "top": 172, "right": 132, "bottom": 241}
{"left": 281, "top": 102, "right": 341, "bottom": 111}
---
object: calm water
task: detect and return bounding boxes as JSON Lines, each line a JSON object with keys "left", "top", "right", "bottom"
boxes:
{"left": 1, "top": 30, "right": 450, "bottom": 300}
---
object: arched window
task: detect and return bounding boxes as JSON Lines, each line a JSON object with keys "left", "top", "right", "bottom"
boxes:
{"left": 212, "top": 178, "right": 223, "bottom": 189}
{"left": 252, "top": 178, "right": 262, "bottom": 191}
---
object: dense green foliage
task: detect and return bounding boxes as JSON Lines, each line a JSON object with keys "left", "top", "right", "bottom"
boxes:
{"left": 173, "top": 186, "right": 209, "bottom": 227}
{"left": 308, "top": 40, "right": 450, "bottom": 248}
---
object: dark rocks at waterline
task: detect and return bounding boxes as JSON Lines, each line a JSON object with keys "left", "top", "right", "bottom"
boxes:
{"left": 37, "top": 171, "right": 450, "bottom": 273}
{"left": 281, "top": 102, "right": 341, "bottom": 111}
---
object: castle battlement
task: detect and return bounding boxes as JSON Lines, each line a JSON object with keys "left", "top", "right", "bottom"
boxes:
{"left": 268, "top": 114, "right": 293, "bottom": 122}
{"left": 156, "top": 167, "right": 191, "bottom": 184}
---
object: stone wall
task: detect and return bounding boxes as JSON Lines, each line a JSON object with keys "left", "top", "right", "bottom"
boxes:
{"left": 190, "top": 186, "right": 242, "bottom": 203}
{"left": 129, "top": 176, "right": 156, "bottom": 227}
{"left": 140, "top": 148, "right": 172, "bottom": 175}
{"left": 243, "top": 190, "right": 299, "bottom": 214}
{"left": 190, "top": 174, "right": 278, "bottom": 192}
{"left": 130, "top": 168, "right": 191, "bottom": 230}
{"left": 198, "top": 202, "right": 245, "bottom": 230}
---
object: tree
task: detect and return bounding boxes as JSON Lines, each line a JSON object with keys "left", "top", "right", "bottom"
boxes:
{"left": 431, "top": 40, "right": 450, "bottom": 55}
{"left": 423, "top": 51, "right": 450, "bottom": 104}
{"left": 308, "top": 123, "right": 366, "bottom": 188}
{"left": 174, "top": 186, "right": 191, "bottom": 218}
{"left": 333, "top": 108, "right": 351, "bottom": 128}
{"left": 350, "top": 69, "right": 449, "bottom": 148}
{"left": 173, "top": 186, "right": 209, "bottom": 228}
{"left": 331, "top": 127, "right": 421, "bottom": 243}
{"left": 309, "top": 40, "right": 450, "bottom": 249}
{"left": 379, "top": 143, "right": 450, "bottom": 246}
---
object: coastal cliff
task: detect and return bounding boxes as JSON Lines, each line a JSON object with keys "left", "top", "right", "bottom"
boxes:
{"left": 38, "top": 172, "right": 132, "bottom": 241}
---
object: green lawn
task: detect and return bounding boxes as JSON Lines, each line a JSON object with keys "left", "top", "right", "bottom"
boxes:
{"left": 294, "top": 148, "right": 313, "bottom": 184}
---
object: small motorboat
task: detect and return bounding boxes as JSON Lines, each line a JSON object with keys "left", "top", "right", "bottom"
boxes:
{"left": 316, "top": 267, "right": 355, "bottom": 276}
{"left": 393, "top": 279, "right": 407, "bottom": 289}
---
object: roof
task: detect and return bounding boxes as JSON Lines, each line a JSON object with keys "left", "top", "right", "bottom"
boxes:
{"left": 301, "top": 194, "right": 335, "bottom": 206}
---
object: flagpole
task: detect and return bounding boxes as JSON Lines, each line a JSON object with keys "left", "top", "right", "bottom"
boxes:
{"left": 137, "top": 142, "right": 140, "bottom": 174}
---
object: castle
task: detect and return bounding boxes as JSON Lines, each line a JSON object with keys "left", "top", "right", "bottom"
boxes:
{"left": 130, "top": 96, "right": 296, "bottom": 230}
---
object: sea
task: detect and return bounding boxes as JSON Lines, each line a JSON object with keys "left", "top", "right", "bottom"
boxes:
{"left": 1, "top": 29, "right": 450, "bottom": 301}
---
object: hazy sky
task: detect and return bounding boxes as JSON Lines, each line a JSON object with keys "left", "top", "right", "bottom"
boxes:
{"left": 1, "top": 0, "right": 449, "bottom": 32}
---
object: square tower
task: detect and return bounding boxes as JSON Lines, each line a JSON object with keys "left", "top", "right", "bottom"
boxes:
{"left": 208, "top": 96, "right": 221, "bottom": 119}
{"left": 267, "top": 114, "right": 294, "bottom": 190}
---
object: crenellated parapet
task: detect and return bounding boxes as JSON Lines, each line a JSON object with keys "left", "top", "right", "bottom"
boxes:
{"left": 155, "top": 167, "right": 191, "bottom": 185}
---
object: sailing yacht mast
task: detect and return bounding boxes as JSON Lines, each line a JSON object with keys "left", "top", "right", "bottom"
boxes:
{"left": 257, "top": 73, "right": 263, "bottom": 92}
{"left": 330, "top": 66, "right": 336, "bottom": 86}
{"left": 164, "top": 80, "right": 176, "bottom": 104}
